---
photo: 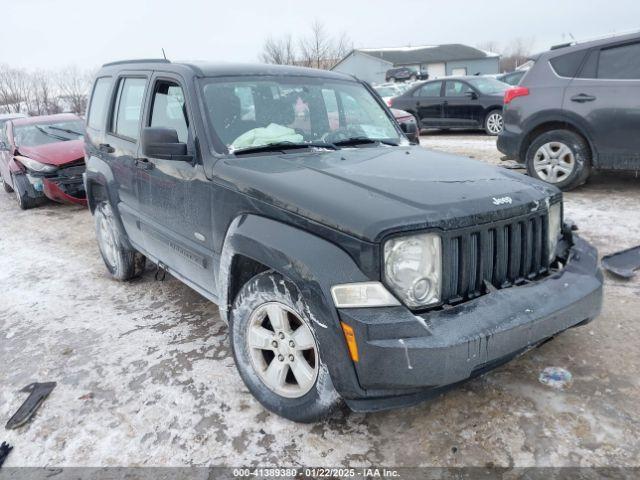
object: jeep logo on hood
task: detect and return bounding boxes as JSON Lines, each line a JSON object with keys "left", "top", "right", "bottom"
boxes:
{"left": 492, "top": 196, "right": 513, "bottom": 206}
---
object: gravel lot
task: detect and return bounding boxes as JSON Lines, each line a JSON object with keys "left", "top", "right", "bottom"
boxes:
{"left": 1, "top": 132, "right": 639, "bottom": 467}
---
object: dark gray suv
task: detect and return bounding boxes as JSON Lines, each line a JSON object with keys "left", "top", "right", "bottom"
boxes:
{"left": 83, "top": 60, "right": 602, "bottom": 422}
{"left": 498, "top": 31, "right": 640, "bottom": 190}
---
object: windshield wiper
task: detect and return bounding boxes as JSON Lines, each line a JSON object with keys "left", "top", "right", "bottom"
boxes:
{"left": 232, "top": 141, "right": 337, "bottom": 155}
{"left": 332, "top": 137, "right": 399, "bottom": 147}
{"left": 35, "top": 126, "right": 69, "bottom": 142}
{"left": 47, "top": 126, "right": 83, "bottom": 136}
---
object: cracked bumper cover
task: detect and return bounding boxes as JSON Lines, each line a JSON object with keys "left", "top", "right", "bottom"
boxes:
{"left": 338, "top": 234, "right": 603, "bottom": 411}
{"left": 42, "top": 178, "right": 87, "bottom": 206}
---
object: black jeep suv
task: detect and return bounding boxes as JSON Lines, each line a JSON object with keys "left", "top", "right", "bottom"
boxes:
{"left": 498, "top": 31, "right": 640, "bottom": 190}
{"left": 84, "top": 60, "right": 603, "bottom": 422}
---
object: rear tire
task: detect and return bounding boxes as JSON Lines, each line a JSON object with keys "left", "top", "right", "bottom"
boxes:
{"left": 94, "top": 201, "right": 146, "bottom": 280}
{"left": 484, "top": 110, "right": 503, "bottom": 135}
{"left": 525, "top": 129, "right": 591, "bottom": 191}
{"left": 12, "top": 173, "right": 38, "bottom": 210}
{"left": 230, "top": 271, "right": 341, "bottom": 422}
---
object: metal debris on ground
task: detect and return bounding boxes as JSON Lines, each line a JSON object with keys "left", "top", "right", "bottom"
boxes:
{"left": 539, "top": 367, "right": 573, "bottom": 390}
{"left": 0, "top": 442, "right": 12, "bottom": 467}
{"left": 5, "top": 382, "right": 56, "bottom": 430}
{"left": 601, "top": 246, "right": 640, "bottom": 278}
{"left": 499, "top": 161, "right": 526, "bottom": 170}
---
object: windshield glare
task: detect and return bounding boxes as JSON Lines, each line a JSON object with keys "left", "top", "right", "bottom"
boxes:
{"left": 201, "top": 76, "right": 402, "bottom": 152}
{"left": 14, "top": 120, "right": 85, "bottom": 147}
{"left": 466, "top": 77, "right": 510, "bottom": 95}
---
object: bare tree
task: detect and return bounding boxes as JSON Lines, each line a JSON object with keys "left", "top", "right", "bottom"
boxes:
{"left": 260, "top": 34, "right": 297, "bottom": 65}
{"left": 0, "top": 64, "right": 31, "bottom": 113}
{"left": 502, "top": 37, "right": 535, "bottom": 71}
{"left": 57, "top": 66, "right": 93, "bottom": 115}
{"left": 476, "top": 37, "right": 535, "bottom": 72}
{"left": 259, "top": 20, "right": 352, "bottom": 70}
{"left": 29, "top": 70, "right": 61, "bottom": 116}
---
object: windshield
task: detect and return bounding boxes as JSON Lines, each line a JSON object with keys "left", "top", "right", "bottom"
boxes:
{"left": 14, "top": 120, "right": 84, "bottom": 147}
{"left": 466, "top": 77, "right": 510, "bottom": 95}
{"left": 200, "top": 76, "right": 402, "bottom": 152}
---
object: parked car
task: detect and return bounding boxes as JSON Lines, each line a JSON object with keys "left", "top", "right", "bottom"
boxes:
{"left": 391, "top": 108, "right": 419, "bottom": 143}
{"left": 497, "top": 70, "right": 526, "bottom": 86}
{"left": 385, "top": 67, "right": 428, "bottom": 83}
{"left": 390, "top": 76, "right": 510, "bottom": 135}
{"left": 84, "top": 60, "right": 602, "bottom": 422}
{"left": 373, "top": 84, "right": 402, "bottom": 105}
{"left": 498, "top": 31, "right": 640, "bottom": 190}
{"left": 0, "top": 114, "right": 87, "bottom": 209}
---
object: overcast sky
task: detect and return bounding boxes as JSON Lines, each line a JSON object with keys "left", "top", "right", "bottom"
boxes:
{"left": 2, "top": 0, "right": 639, "bottom": 71}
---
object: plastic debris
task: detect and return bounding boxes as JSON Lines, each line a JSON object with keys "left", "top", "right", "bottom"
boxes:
{"left": 601, "top": 245, "right": 640, "bottom": 278}
{"left": 539, "top": 367, "right": 573, "bottom": 390}
{"left": 0, "top": 442, "right": 12, "bottom": 467}
{"left": 5, "top": 382, "right": 56, "bottom": 430}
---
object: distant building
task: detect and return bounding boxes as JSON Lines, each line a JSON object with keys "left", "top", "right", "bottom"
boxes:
{"left": 331, "top": 44, "right": 500, "bottom": 84}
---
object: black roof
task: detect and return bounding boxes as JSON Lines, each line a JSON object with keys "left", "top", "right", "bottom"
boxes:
{"left": 343, "top": 44, "right": 498, "bottom": 67}
{"left": 99, "top": 60, "right": 353, "bottom": 80}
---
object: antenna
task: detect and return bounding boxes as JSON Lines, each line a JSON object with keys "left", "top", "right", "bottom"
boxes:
{"left": 162, "top": 48, "right": 167, "bottom": 60}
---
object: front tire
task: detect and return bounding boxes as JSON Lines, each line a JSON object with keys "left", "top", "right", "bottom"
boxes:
{"left": 525, "top": 129, "right": 591, "bottom": 191}
{"left": 230, "top": 271, "right": 341, "bottom": 422}
{"left": 484, "top": 110, "right": 503, "bottom": 135}
{"left": 94, "top": 201, "right": 146, "bottom": 280}
{"left": 1, "top": 174, "right": 13, "bottom": 193}
{"left": 12, "top": 173, "right": 38, "bottom": 210}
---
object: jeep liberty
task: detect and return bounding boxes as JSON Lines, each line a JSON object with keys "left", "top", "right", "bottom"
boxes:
{"left": 84, "top": 60, "right": 603, "bottom": 422}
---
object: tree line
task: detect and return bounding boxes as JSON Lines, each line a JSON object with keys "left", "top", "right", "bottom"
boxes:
{"left": 0, "top": 64, "right": 96, "bottom": 116}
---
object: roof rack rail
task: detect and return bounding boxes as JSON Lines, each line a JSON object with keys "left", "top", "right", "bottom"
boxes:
{"left": 102, "top": 58, "right": 171, "bottom": 67}
{"left": 550, "top": 42, "right": 574, "bottom": 50}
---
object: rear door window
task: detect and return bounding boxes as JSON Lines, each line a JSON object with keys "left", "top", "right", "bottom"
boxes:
{"left": 87, "top": 77, "right": 112, "bottom": 130}
{"left": 597, "top": 42, "right": 640, "bottom": 79}
{"left": 111, "top": 77, "right": 147, "bottom": 141}
{"left": 414, "top": 81, "right": 442, "bottom": 97}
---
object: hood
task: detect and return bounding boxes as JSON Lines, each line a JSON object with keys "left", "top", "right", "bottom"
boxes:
{"left": 17, "top": 140, "right": 84, "bottom": 166}
{"left": 215, "top": 146, "right": 559, "bottom": 242}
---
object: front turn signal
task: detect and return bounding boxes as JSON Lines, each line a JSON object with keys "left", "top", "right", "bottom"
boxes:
{"left": 340, "top": 322, "right": 359, "bottom": 362}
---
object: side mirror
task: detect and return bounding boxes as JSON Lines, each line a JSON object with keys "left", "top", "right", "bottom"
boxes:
{"left": 141, "top": 127, "right": 191, "bottom": 161}
{"left": 466, "top": 91, "right": 478, "bottom": 100}
{"left": 400, "top": 121, "right": 418, "bottom": 135}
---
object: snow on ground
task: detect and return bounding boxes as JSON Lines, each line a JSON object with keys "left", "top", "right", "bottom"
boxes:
{"left": 1, "top": 132, "right": 639, "bottom": 467}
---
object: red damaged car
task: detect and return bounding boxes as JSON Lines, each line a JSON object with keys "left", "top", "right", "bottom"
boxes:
{"left": 0, "top": 114, "right": 87, "bottom": 209}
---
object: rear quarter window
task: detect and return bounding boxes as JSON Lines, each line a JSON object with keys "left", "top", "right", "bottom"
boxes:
{"left": 87, "top": 77, "right": 112, "bottom": 130}
{"left": 549, "top": 50, "right": 588, "bottom": 78}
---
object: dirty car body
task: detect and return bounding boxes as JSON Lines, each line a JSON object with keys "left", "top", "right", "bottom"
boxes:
{"left": 84, "top": 60, "right": 603, "bottom": 420}
{"left": 0, "top": 114, "right": 87, "bottom": 207}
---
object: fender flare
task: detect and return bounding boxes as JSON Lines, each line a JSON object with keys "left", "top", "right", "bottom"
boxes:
{"left": 83, "top": 158, "right": 133, "bottom": 250}
{"left": 520, "top": 110, "right": 598, "bottom": 165}
{"left": 218, "top": 214, "right": 370, "bottom": 398}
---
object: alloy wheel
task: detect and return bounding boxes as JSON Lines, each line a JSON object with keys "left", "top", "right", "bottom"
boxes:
{"left": 486, "top": 113, "right": 504, "bottom": 134}
{"left": 97, "top": 213, "right": 118, "bottom": 268}
{"left": 533, "top": 141, "right": 576, "bottom": 183}
{"left": 247, "top": 302, "right": 318, "bottom": 398}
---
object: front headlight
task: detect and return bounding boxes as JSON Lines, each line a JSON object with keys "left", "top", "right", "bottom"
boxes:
{"left": 15, "top": 156, "right": 57, "bottom": 173}
{"left": 548, "top": 202, "right": 562, "bottom": 263}
{"left": 384, "top": 233, "right": 442, "bottom": 308}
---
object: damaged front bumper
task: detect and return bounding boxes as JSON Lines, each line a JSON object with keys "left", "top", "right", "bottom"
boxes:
{"left": 338, "top": 234, "right": 603, "bottom": 412}
{"left": 21, "top": 165, "right": 87, "bottom": 206}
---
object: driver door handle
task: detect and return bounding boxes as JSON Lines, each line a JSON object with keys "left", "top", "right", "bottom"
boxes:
{"left": 571, "top": 93, "right": 596, "bottom": 103}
